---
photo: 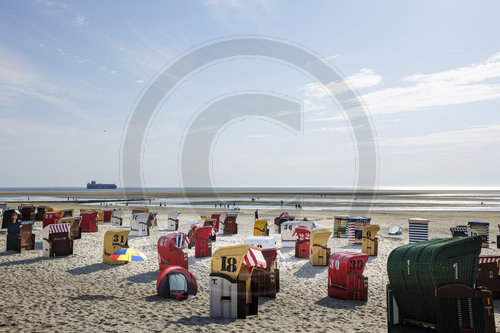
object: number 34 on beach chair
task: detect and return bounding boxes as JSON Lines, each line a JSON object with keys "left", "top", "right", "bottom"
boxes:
{"left": 209, "top": 245, "right": 266, "bottom": 319}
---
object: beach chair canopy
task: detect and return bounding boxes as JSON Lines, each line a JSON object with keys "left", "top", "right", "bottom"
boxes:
{"left": 362, "top": 225, "right": 380, "bottom": 240}
{"left": 157, "top": 265, "right": 198, "bottom": 300}
{"left": 131, "top": 207, "right": 148, "bottom": 215}
{"left": 243, "top": 236, "right": 276, "bottom": 249}
{"left": 311, "top": 227, "right": 332, "bottom": 247}
{"left": 329, "top": 252, "right": 369, "bottom": 287}
{"left": 387, "top": 236, "right": 482, "bottom": 325}
{"left": 168, "top": 210, "right": 180, "bottom": 220}
{"left": 211, "top": 245, "right": 266, "bottom": 280}
{"left": 103, "top": 229, "right": 130, "bottom": 256}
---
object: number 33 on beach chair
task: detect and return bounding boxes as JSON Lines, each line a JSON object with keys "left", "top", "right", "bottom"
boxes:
{"left": 209, "top": 245, "right": 266, "bottom": 319}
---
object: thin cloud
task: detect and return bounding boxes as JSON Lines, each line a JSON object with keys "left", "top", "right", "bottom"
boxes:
{"left": 0, "top": 45, "right": 88, "bottom": 118}
{"left": 362, "top": 52, "right": 500, "bottom": 115}
{"left": 379, "top": 125, "right": 500, "bottom": 148}
{"left": 75, "top": 15, "right": 88, "bottom": 26}
{"left": 301, "top": 67, "right": 381, "bottom": 114}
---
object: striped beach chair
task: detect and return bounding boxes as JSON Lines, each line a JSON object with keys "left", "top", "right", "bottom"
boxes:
{"left": 333, "top": 215, "right": 349, "bottom": 238}
{"left": 408, "top": 218, "right": 430, "bottom": 243}
{"left": 468, "top": 221, "right": 489, "bottom": 248}
{"left": 347, "top": 216, "right": 371, "bottom": 245}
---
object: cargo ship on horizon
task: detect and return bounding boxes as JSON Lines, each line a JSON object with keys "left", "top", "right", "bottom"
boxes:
{"left": 86, "top": 180, "right": 117, "bottom": 190}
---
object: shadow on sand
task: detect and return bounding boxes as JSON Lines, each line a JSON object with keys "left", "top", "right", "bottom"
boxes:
{"left": 169, "top": 315, "right": 236, "bottom": 326}
{"left": 67, "top": 263, "right": 118, "bottom": 275}
{"left": 126, "top": 271, "right": 158, "bottom": 284}
{"left": 68, "top": 295, "right": 117, "bottom": 301}
{"left": 293, "top": 261, "right": 328, "bottom": 278}
{"left": 314, "top": 296, "right": 365, "bottom": 310}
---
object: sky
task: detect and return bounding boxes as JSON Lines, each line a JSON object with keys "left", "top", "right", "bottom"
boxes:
{"left": 1, "top": 0, "right": 500, "bottom": 189}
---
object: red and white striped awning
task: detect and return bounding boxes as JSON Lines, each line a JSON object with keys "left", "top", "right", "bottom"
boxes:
{"left": 49, "top": 224, "right": 70, "bottom": 233}
{"left": 243, "top": 248, "right": 267, "bottom": 269}
{"left": 479, "top": 256, "right": 500, "bottom": 264}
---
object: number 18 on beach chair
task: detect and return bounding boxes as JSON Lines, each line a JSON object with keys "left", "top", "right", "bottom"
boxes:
{"left": 386, "top": 236, "right": 496, "bottom": 332}
{"left": 209, "top": 245, "right": 264, "bottom": 319}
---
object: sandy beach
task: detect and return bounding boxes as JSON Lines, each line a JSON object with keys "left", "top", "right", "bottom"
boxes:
{"left": 0, "top": 199, "right": 499, "bottom": 332}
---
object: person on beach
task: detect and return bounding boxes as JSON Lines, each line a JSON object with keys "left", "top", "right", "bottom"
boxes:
{"left": 255, "top": 209, "right": 258, "bottom": 220}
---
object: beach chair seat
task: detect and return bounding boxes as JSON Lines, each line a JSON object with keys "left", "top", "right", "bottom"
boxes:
{"left": 253, "top": 220, "right": 269, "bottom": 236}
{"left": 80, "top": 211, "right": 98, "bottom": 232}
{"left": 131, "top": 207, "right": 148, "bottom": 215}
{"left": 130, "top": 213, "right": 152, "bottom": 236}
{"left": 6, "top": 222, "right": 35, "bottom": 252}
{"left": 35, "top": 206, "right": 46, "bottom": 221}
{"left": 310, "top": 228, "right": 332, "bottom": 266}
{"left": 294, "top": 226, "right": 311, "bottom": 258}
{"left": 20, "top": 206, "right": 36, "bottom": 221}
{"left": 194, "top": 226, "right": 215, "bottom": 258}
{"left": 103, "top": 229, "right": 130, "bottom": 265}
{"left": 210, "top": 245, "right": 265, "bottom": 318}
{"left": 386, "top": 236, "right": 495, "bottom": 332}
{"left": 58, "top": 217, "right": 81, "bottom": 239}
{"left": 468, "top": 221, "right": 489, "bottom": 248}
{"left": 477, "top": 256, "right": 500, "bottom": 299}
{"left": 42, "top": 224, "right": 73, "bottom": 257}
{"left": 361, "top": 224, "right": 380, "bottom": 256}
{"left": 210, "top": 213, "right": 226, "bottom": 232}
{"left": 167, "top": 210, "right": 180, "bottom": 231}
{"left": 187, "top": 223, "right": 199, "bottom": 249}
{"left": 59, "top": 209, "right": 73, "bottom": 218}
{"left": 408, "top": 218, "right": 430, "bottom": 243}
{"left": 251, "top": 248, "right": 280, "bottom": 298}
{"left": 450, "top": 225, "right": 469, "bottom": 237}
{"left": 102, "top": 209, "right": 113, "bottom": 222}
{"left": 328, "top": 251, "right": 369, "bottom": 301}
{"left": 158, "top": 233, "right": 189, "bottom": 270}
{"left": 111, "top": 210, "right": 124, "bottom": 226}
{"left": 347, "top": 216, "right": 371, "bottom": 245}
{"left": 273, "top": 213, "right": 294, "bottom": 234}
{"left": 42, "top": 211, "right": 62, "bottom": 228}
{"left": 222, "top": 214, "right": 238, "bottom": 234}
{"left": 333, "top": 215, "right": 349, "bottom": 238}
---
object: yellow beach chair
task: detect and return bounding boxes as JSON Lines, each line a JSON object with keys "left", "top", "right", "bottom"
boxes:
{"left": 309, "top": 228, "right": 331, "bottom": 266}
{"left": 253, "top": 220, "right": 269, "bottom": 236}
{"left": 103, "top": 229, "right": 130, "bottom": 265}
{"left": 361, "top": 224, "right": 380, "bottom": 256}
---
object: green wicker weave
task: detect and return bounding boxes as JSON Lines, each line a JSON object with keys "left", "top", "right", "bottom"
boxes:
{"left": 387, "top": 236, "right": 482, "bottom": 325}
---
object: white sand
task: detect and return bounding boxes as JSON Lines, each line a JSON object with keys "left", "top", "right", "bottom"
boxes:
{"left": 0, "top": 205, "right": 499, "bottom": 332}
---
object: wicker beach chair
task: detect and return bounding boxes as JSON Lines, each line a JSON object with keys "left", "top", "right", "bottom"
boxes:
{"left": 386, "top": 236, "right": 495, "bottom": 332}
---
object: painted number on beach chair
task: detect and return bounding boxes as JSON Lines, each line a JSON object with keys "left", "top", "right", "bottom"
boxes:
{"left": 113, "top": 235, "right": 125, "bottom": 244}
{"left": 349, "top": 259, "right": 364, "bottom": 271}
{"left": 366, "top": 231, "right": 372, "bottom": 238}
{"left": 220, "top": 256, "right": 237, "bottom": 272}
{"left": 298, "top": 233, "right": 310, "bottom": 241}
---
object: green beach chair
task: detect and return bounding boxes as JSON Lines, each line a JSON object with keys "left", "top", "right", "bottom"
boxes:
{"left": 386, "top": 236, "right": 496, "bottom": 332}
